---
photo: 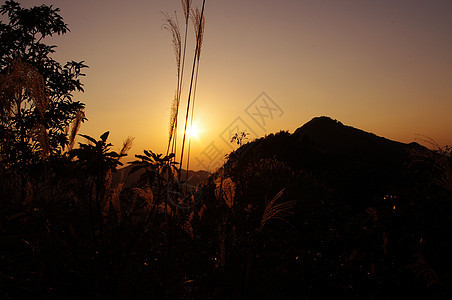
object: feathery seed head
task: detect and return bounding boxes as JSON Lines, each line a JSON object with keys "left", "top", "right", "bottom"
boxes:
{"left": 0, "top": 58, "right": 49, "bottom": 120}
{"left": 68, "top": 109, "right": 84, "bottom": 151}
{"left": 31, "top": 123, "right": 50, "bottom": 158}
{"left": 190, "top": 7, "right": 205, "bottom": 61}
{"left": 260, "top": 188, "right": 296, "bottom": 231}
{"left": 119, "top": 136, "right": 134, "bottom": 157}
{"left": 181, "top": 0, "right": 192, "bottom": 23}
{"left": 168, "top": 91, "right": 179, "bottom": 141}
{"left": 162, "top": 12, "right": 182, "bottom": 74}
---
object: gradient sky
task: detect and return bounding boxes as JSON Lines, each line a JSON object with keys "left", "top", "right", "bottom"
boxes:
{"left": 14, "top": 0, "right": 452, "bottom": 170}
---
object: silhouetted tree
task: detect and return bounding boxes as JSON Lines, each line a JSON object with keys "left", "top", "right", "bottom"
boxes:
{"left": 0, "top": 0, "right": 87, "bottom": 169}
{"left": 230, "top": 131, "right": 249, "bottom": 146}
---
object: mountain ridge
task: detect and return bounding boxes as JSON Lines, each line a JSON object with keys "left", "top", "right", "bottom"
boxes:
{"left": 225, "top": 116, "right": 431, "bottom": 205}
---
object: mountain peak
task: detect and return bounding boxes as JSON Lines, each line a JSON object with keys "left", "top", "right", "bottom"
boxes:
{"left": 293, "top": 116, "right": 407, "bottom": 155}
{"left": 297, "top": 116, "right": 343, "bottom": 129}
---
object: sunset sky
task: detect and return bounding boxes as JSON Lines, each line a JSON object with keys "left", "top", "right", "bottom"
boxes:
{"left": 15, "top": 0, "right": 452, "bottom": 170}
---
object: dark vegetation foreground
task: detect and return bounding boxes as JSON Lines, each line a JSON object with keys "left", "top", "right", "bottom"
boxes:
{"left": 1, "top": 1, "right": 452, "bottom": 298}
{"left": 2, "top": 117, "right": 452, "bottom": 299}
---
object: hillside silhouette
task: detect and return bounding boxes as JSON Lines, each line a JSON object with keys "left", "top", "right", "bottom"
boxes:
{"left": 225, "top": 116, "right": 431, "bottom": 207}
{"left": 213, "top": 116, "right": 451, "bottom": 298}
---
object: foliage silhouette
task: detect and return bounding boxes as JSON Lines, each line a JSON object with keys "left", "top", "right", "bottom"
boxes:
{"left": 230, "top": 130, "right": 249, "bottom": 146}
{"left": 129, "top": 150, "right": 179, "bottom": 209}
{"left": 70, "top": 131, "right": 125, "bottom": 175}
{"left": 0, "top": 0, "right": 87, "bottom": 164}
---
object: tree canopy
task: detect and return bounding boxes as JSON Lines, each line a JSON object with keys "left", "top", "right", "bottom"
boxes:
{"left": 0, "top": 0, "right": 87, "bottom": 167}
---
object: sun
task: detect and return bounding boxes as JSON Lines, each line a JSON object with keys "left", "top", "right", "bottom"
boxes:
{"left": 186, "top": 123, "right": 202, "bottom": 140}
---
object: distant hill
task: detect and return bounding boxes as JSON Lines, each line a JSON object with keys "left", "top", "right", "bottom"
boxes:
{"left": 225, "top": 116, "right": 431, "bottom": 205}
{"left": 112, "top": 165, "right": 211, "bottom": 188}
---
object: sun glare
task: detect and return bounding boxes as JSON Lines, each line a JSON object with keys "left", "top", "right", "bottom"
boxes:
{"left": 186, "top": 124, "right": 202, "bottom": 140}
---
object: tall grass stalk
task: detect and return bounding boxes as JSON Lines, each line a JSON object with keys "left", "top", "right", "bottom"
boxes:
{"left": 185, "top": 6, "right": 205, "bottom": 180}
{"left": 170, "top": 0, "right": 191, "bottom": 157}
{"left": 178, "top": 0, "right": 206, "bottom": 180}
{"left": 163, "top": 12, "right": 182, "bottom": 156}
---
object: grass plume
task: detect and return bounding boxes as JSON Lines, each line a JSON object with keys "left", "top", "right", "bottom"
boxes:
{"left": 0, "top": 58, "right": 49, "bottom": 120}
{"left": 68, "top": 109, "right": 85, "bottom": 151}
{"left": 190, "top": 6, "right": 205, "bottom": 61}
{"left": 162, "top": 12, "right": 182, "bottom": 75}
{"left": 119, "top": 136, "right": 135, "bottom": 157}
{"left": 181, "top": 0, "right": 192, "bottom": 23}
{"left": 260, "top": 188, "right": 296, "bottom": 231}
{"left": 162, "top": 11, "right": 183, "bottom": 156}
{"left": 31, "top": 123, "right": 50, "bottom": 158}
{"left": 0, "top": 58, "right": 50, "bottom": 157}
{"left": 168, "top": 91, "right": 178, "bottom": 150}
